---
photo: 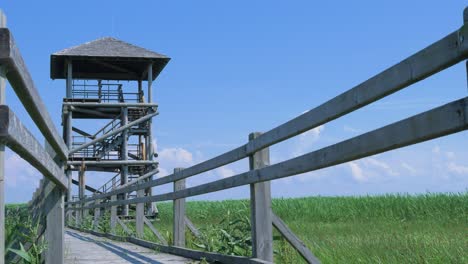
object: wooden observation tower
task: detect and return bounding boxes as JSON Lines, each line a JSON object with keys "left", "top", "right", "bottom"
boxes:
{"left": 50, "top": 37, "right": 170, "bottom": 218}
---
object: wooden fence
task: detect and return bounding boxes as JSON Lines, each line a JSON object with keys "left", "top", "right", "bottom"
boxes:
{"left": 65, "top": 7, "right": 468, "bottom": 264}
{"left": 0, "top": 6, "right": 467, "bottom": 264}
{"left": 0, "top": 10, "right": 68, "bottom": 264}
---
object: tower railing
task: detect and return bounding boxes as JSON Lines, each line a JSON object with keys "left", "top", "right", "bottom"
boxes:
{"left": 71, "top": 82, "right": 141, "bottom": 102}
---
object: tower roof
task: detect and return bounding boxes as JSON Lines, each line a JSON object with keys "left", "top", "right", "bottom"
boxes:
{"left": 50, "top": 37, "right": 170, "bottom": 80}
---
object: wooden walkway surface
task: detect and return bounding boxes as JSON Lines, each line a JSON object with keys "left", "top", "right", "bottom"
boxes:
{"left": 64, "top": 229, "right": 193, "bottom": 264}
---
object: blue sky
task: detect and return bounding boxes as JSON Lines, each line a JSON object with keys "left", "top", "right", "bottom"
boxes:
{"left": 2, "top": 1, "right": 468, "bottom": 203}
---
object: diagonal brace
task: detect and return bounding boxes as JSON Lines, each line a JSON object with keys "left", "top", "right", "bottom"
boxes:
{"left": 70, "top": 110, "right": 158, "bottom": 155}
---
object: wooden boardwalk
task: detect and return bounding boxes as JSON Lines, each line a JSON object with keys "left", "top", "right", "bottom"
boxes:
{"left": 64, "top": 229, "right": 192, "bottom": 264}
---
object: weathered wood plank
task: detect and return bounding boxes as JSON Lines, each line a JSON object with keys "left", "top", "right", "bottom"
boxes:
{"left": 135, "top": 189, "right": 144, "bottom": 237}
{"left": 93, "top": 199, "right": 100, "bottom": 232}
{"left": 44, "top": 179, "right": 64, "bottom": 264}
{"left": 272, "top": 213, "right": 320, "bottom": 264}
{"left": 64, "top": 229, "right": 191, "bottom": 264}
{"left": 44, "top": 140, "right": 65, "bottom": 264}
{"left": 110, "top": 195, "right": 117, "bottom": 234}
{"left": 246, "top": 27, "right": 468, "bottom": 156}
{"left": 0, "top": 106, "right": 67, "bottom": 189}
{"left": 249, "top": 132, "right": 273, "bottom": 261}
{"left": 80, "top": 97, "right": 468, "bottom": 210}
{"left": 173, "top": 168, "right": 185, "bottom": 247}
{"left": 68, "top": 227, "right": 270, "bottom": 264}
{"left": 0, "top": 28, "right": 68, "bottom": 160}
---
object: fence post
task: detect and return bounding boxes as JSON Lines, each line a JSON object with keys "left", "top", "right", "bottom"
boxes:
{"left": 110, "top": 195, "right": 117, "bottom": 234}
{"left": 78, "top": 164, "right": 85, "bottom": 225}
{"left": 93, "top": 199, "right": 100, "bottom": 232}
{"left": 44, "top": 141, "right": 65, "bottom": 264}
{"left": 74, "top": 203, "right": 79, "bottom": 227}
{"left": 120, "top": 107, "right": 129, "bottom": 216}
{"left": 44, "top": 180, "right": 64, "bottom": 263}
{"left": 0, "top": 10, "right": 6, "bottom": 264}
{"left": 136, "top": 188, "right": 145, "bottom": 237}
{"left": 65, "top": 61, "right": 73, "bottom": 224}
{"left": 173, "top": 168, "right": 185, "bottom": 247}
{"left": 248, "top": 132, "right": 273, "bottom": 262}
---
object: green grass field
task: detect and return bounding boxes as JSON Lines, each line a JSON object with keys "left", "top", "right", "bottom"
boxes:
{"left": 134, "top": 193, "right": 467, "bottom": 263}
{"left": 11, "top": 193, "right": 467, "bottom": 263}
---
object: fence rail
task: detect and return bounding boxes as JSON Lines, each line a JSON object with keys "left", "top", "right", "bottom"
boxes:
{"left": 65, "top": 8, "right": 468, "bottom": 264}
{"left": 0, "top": 14, "right": 68, "bottom": 264}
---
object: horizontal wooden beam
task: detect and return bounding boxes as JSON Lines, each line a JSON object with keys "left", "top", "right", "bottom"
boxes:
{"left": 70, "top": 25, "right": 468, "bottom": 207}
{"left": 70, "top": 106, "right": 115, "bottom": 118}
{"left": 78, "top": 97, "right": 468, "bottom": 209}
{"left": 104, "top": 24, "right": 468, "bottom": 193}
{"left": 63, "top": 102, "right": 159, "bottom": 107}
{"left": 68, "top": 160, "right": 158, "bottom": 167}
{"left": 245, "top": 25, "right": 468, "bottom": 156}
{"left": 0, "top": 28, "right": 68, "bottom": 160}
{"left": 0, "top": 106, "right": 67, "bottom": 189}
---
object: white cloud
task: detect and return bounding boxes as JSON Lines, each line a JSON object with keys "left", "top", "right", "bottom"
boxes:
{"left": 157, "top": 147, "right": 194, "bottom": 176}
{"left": 216, "top": 166, "right": 235, "bottom": 179}
{"left": 349, "top": 161, "right": 366, "bottom": 182}
{"left": 401, "top": 162, "right": 417, "bottom": 175}
{"left": 343, "top": 125, "right": 362, "bottom": 133}
{"left": 346, "top": 156, "right": 400, "bottom": 183}
{"left": 5, "top": 153, "right": 41, "bottom": 188}
{"left": 364, "top": 158, "right": 399, "bottom": 176}
{"left": 293, "top": 125, "right": 324, "bottom": 156}
{"left": 159, "top": 148, "right": 193, "bottom": 165}
{"left": 446, "top": 162, "right": 468, "bottom": 175}
{"left": 445, "top": 151, "right": 456, "bottom": 159}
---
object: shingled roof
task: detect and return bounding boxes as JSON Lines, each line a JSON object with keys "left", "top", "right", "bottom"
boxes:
{"left": 51, "top": 37, "right": 170, "bottom": 80}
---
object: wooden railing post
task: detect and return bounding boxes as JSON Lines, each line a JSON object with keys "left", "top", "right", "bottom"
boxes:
{"left": 44, "top": 179, "right": 64, "bottom": 263}
{"left": 44, "top": 141, "right": 65, "bottom": 264}
{"left": 74, "top": 202, "right": 79, "bottom": 227}
{"left": 110, "top": 195, "right": 117, "bottom": 234}
{"left": 173, "top": 168, "right": 185, "bottom": 247}
{"left": 0, "top": 10, "right": 6, "bottom": 264}
{"left": 136, "top": 188, "right": 145, "bottom": 237}
{"left": 248, "top": 132, "right": 273, "bottom": 262}
{"left": 93, "top": 198, "right": 100, "bottom": 232}
{"left": 78, "top": 164, "right": 86, "bottom": 225}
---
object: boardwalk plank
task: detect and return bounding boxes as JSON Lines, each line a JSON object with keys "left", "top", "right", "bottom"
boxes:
{"left": 64, "top": 229, "right": 192, "bottom": 264}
